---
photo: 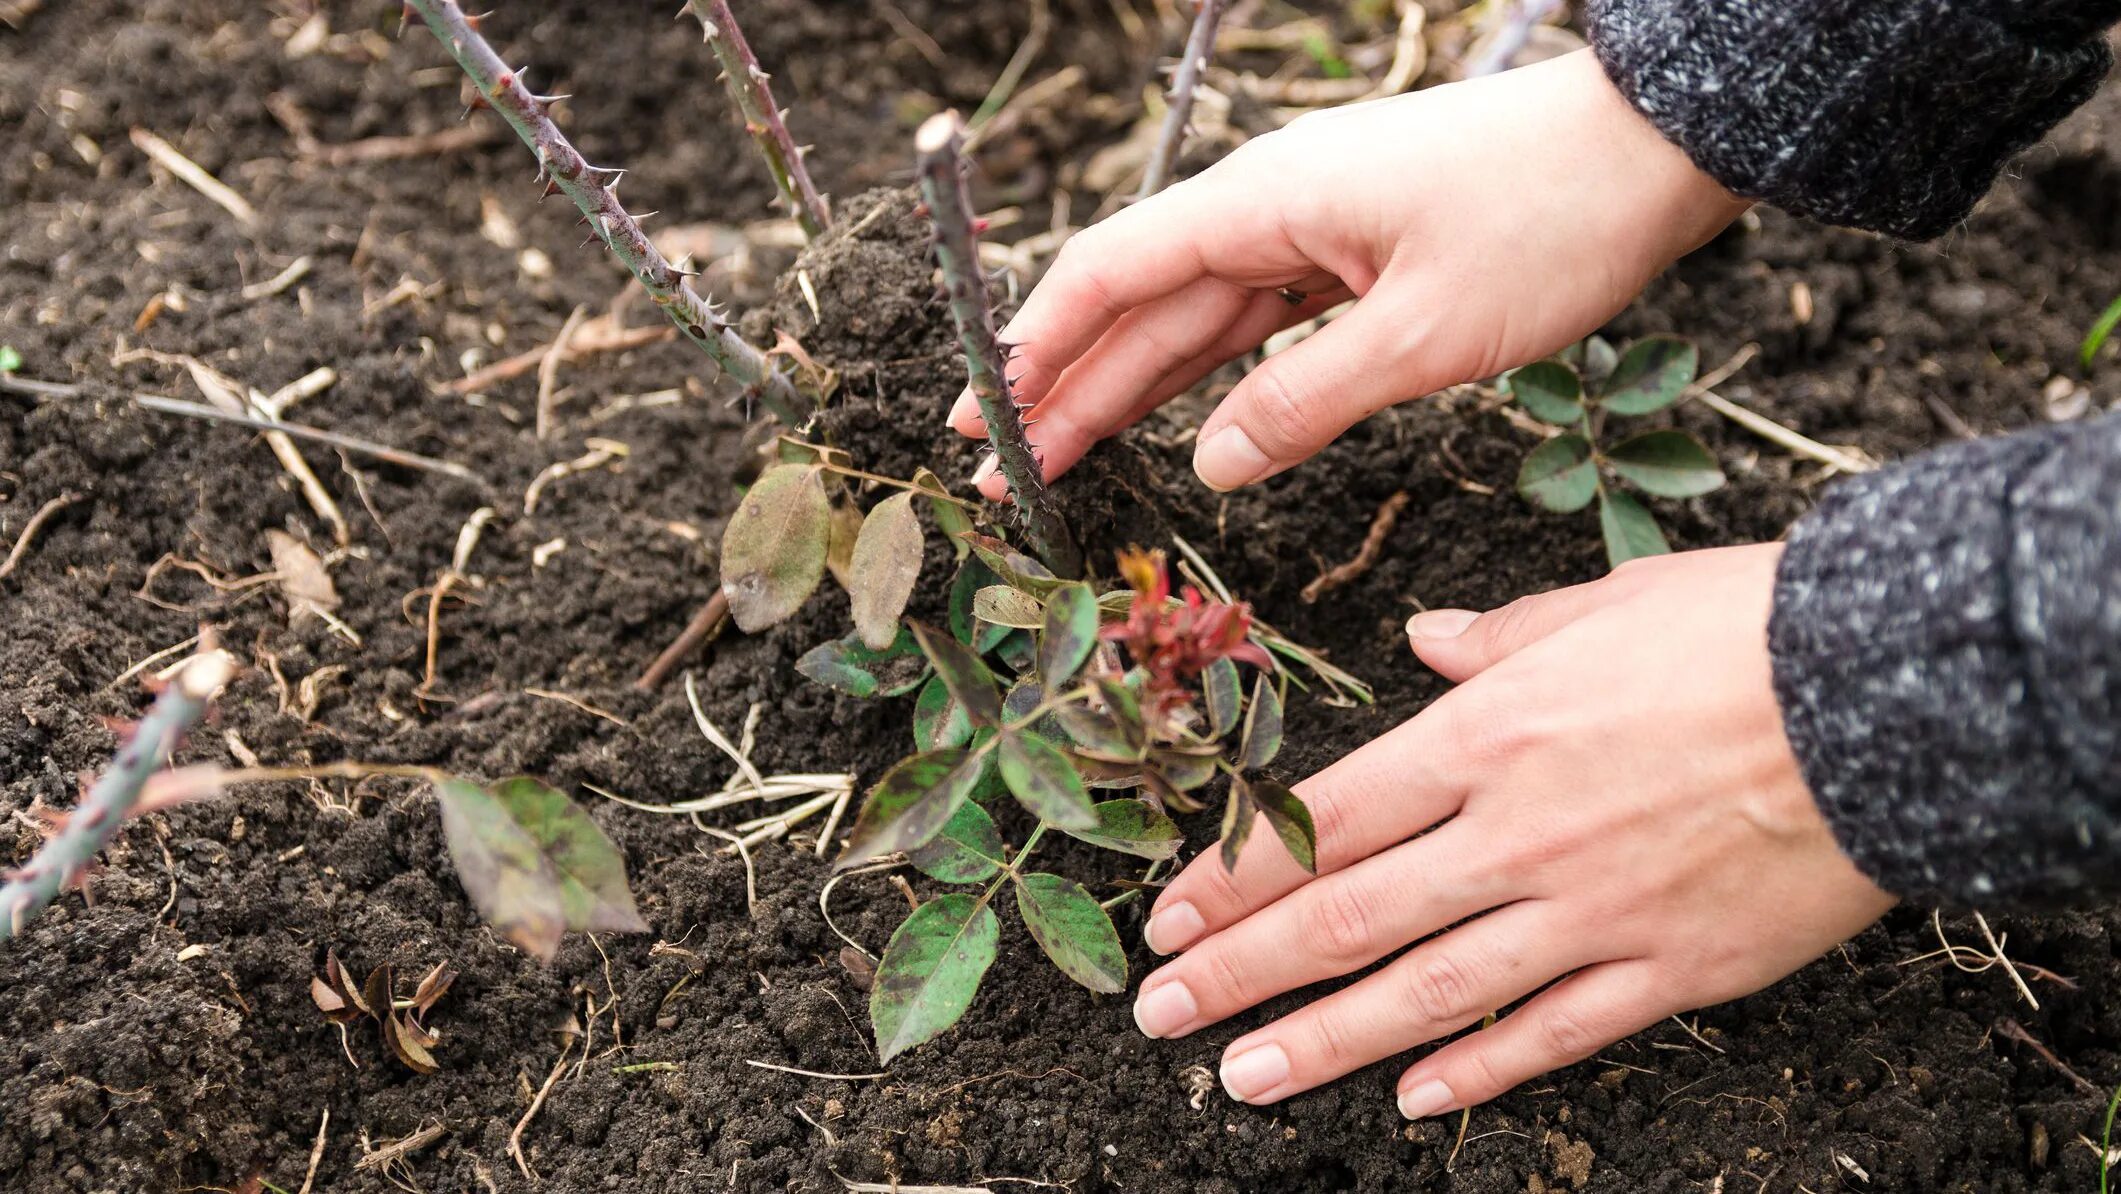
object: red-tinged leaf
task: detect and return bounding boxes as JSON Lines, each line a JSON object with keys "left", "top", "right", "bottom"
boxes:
{"left": 382, "top": 1009, "right": 440, "bottom": 1074}
{"left": 1238, "top": 673, "right": 1283, "bottom": 771}
{"left": 910, "top": 620, "right": 1003, "bottom": 725}
{"left": 798, "top": 627, "right": 928, "bottom": 698}
{"left": 906, "top": 800, "right": 1005, "bottom": 883}
{"left": 837, "top": 749, "right": 986, "bottom": 869}
{"left": 1249, "top": 776, "right": 1317, "bottom": 873}
{"left": 1060, "top": 799, "right": 1183, "bottom": 860}
{"left": 997, "top": 729, "right": 1097, "bottom": 829}
{"left": 849, "top": 492, "right": 925, "bottom": 650}
{"left": 720, "top": 463, "right": 832, "bottom": 632}
{"left": 1014, "top": 872, "right": 1127, "bottom": 993}
{"left": 1039, "top": 582, "right": 1099, "bottom": 688}
{"left": 871, "top": 894, "right": 1000, "bottom": 1063}
{"left": 412, "top": 963, "right": 457, "bottom": 1015}
{"left": 1219, "top": 776, "right": 1257, "bottom": 873}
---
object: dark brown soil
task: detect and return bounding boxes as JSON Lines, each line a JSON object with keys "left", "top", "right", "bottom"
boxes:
{"left": 4, "top": 4, "right": 2119, "bottom": 1192}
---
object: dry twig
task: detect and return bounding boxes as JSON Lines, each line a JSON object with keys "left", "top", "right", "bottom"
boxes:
{"left": 129, "top": 127, "right": 257, "bottom": 226}
{"left": 1301, "top": 490, "right": 1408, "bottom": 602}
{"left": 0, "top": 492, "right": 83, "bottom": 581}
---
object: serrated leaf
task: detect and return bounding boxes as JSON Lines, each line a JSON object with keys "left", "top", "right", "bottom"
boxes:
{"left": 436, "top": 777, "right": 645, "bottom": 963}
{"left": 1506, "top": 360, "right": 1584, "bottom": 425}
{"left": 948, "top": 557, "right": 1012, "bottom": 652}
{"left": 1604, "top": 430, "right": 1726, "bottom": 498}
{"left": 911, "top": 620, "right": 1003, "bottom": 725}
{"left": 998, "top": 729, "right": 1097, "bottom": 829}
{"left": 1239, "top": 674, "right": 1283, "bottom": 771}
{"left": 1061, "top": 799, "right": 1183, "bottom": 860}
{"left": 962, "top": 533, "right": 1063, "bottom": 597}
{"left": 824, "top": 501, "right": 864, "bottom": 591}
{"left": 1015, "top": 872, "right": 1126, "bottom": 993}
{"left": 838, "top": 749, "right": 986, "bottom": 868}
{"left": 906, "top": 801, "right": 1004, "bottom": 883}
{"left": 720, "top": 464, "right": 831, "bottom": 632}
{"left": 912, "top": 468, "right": 974, "bottom": 559}
{"left": 1203, "top": 657, "right": 1242, "bottom": 739}
{"left": 797, "top": 627, "right": 928, "bottom": 698}
{"left": 1599, "top": 336, "right": 1698, "bottom": 414}
{"left": 1219, "top": 779, "right": 1257, "bottom": 873}
{"left": 1039, "top": 583, "right": 1099, "bottom": 688}
{"left": 1599, "top": 488, "right": 1672, "bottom": 568}
{"left": 1516, "top": 434, "right": 1598, "bottom": 514}
{"left": 849, "top": 492, "right": 924, "bottom": 649}
{"left": 1249, "top": 777, "right": 1316, "bottom": 873}
{"left": 973, "top": 584, "right": 1046, "bottom": 629}
{"left": 914, "top": 672, "right": 975, "bottom": 751}
{"left": 871, "top": 894, "right": 1000, "bottom": 1063}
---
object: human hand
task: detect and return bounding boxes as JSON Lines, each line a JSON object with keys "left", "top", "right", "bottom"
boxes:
{"left": 949, "top": 49, "right": 1751, "bottom": 498}
{"left": 1129, "top": 545, "right": 1896, "bottom": 1117}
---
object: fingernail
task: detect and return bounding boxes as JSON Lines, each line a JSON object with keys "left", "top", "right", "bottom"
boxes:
{"left": 1397, "top": 1079, "right": 1457, "bottom": 1119}
{"left": 969, "top": 454, "right": 999, "bottom": 488}
{"left": 1132, "top": 979, "right": 1198, "bottom": 1039}
{"left": 1143, "top": 901, "right": 1204, "bottom": 955}
{"left": 1193, "top": 426, "right": 1271, "bottom": 492}
{"left": 1220, "top": 1043, "right": 1291, "bottom": 1103}
{"left": 1407, "top": 610, "right": 1479, "bottom": 641}
{"left": 949, "top": 387, "right": 983, "bottom": 430}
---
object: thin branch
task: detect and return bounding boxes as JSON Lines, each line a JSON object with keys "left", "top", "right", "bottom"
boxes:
{"left": 685, "top": 0, "right": 830, "bottom": 240}
{"left": 133, "top": 393, "right": 486, "bottom": 486}
{"left": 403, "top": 0, "right": 808, "bottom": 423}
{"left": 1137, "top": 0, "right": 1228, "bottom": 199}
{"left": 744, "top": 1059, "right": 887, "bottom": 1081}
{"left": 0, "top": 492, "right": 84, "bottom": 581}
{"left": 634, "top": 589, "right": 731, "bottom": 691}
{"left": 129, "top": 127, "right": 258, "bottom": 226}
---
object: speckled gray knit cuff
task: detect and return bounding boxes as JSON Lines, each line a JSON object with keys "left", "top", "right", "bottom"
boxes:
{"left": 1585, "top": 0, "right": 2119, "bottom": 240}
{"left": 1770, "top": 414, "right": 2121, "bottom": 906}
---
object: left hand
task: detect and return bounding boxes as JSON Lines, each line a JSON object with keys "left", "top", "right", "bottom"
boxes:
{"left": 1130, "top": 544, "right": 1897, "bottom": 1118}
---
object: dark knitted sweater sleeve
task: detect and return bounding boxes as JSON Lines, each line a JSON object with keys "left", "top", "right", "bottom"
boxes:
{"left": 1770, "top": 413, "right": 2121, "bottom": 906}
{"left": 1584, "top": 0, "right": 2119, "bottom": 239}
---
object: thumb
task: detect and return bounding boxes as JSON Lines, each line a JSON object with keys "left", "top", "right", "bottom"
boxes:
{"left": 1192, "top": 284, "right": 1433, "bottom": 491}
{"left": 1406, "top": 575, "right": 1639, "bottom": 683}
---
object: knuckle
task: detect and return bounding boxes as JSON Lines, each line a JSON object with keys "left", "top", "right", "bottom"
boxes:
{"left": 1401, "top": 953, "right": 1481, "bottom": 1026}
{"left": 1242, "top": 366, "right": 1317, "bottom": 455}
{"left": 1535, "top": 1002, "right": 1608, "bottom": 1062}
{"left": 1199, "top": 943, "right": 1255, "bottom": 1007}
{"left": 1303, "top": 790, "right": 1354, "bottom": 869}
{"left": 1186, "top": 853, "right": 1248, "bottom": 920}
{"left": 1300, "top": 880, "right": 1381, "bottom": 966}
{"left": 1475, "top": 597, "right": 1544, "bottom": 659}
{"left": 1302, "top": 1008, "right": 1361, "bottom": 1071}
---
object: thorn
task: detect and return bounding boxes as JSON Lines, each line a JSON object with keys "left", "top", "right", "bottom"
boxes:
{"left": 529, "top": 92, "right": 570, "bottom": 114}
{"left": 464, "top": 9, "right": 491, "bottom": 31}
{"left": 398, "top": 2, "right": 416, "bottom": 37}
{"left": 583, "top": 165, "right": 626, "bottom": 189}
{"left": 543, "top": 179, "right": 561, "bottom": 198}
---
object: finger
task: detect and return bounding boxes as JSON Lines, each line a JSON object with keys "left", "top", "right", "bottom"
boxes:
{"left": 997, "top": 179, "right": 1319, "bottom": 414}
{"left": 1404, "top": 566, "right": 1653, "bottom": 684}
{"left": 1393, "top": 960, "right": 1668, "bottom": 1118}
{"left": 1143, "top": 692, "right": 1476, "bottom": 956}
{"left": 1191, "top": 282, "right": 1430, "bottom": 491}
{"left": 1212, "top": 901, "right": 1599, "bottom": 1105}
{"left": 1132, "top": 817, "right": 1503, "bottom": 1040}
{"left": 968, "top": 287, "right": 1353, "bottom": 500}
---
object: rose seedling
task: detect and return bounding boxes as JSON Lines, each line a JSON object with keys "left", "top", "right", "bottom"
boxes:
{"left": 1508, "top": 334, "right": 1727, "bottom": 568}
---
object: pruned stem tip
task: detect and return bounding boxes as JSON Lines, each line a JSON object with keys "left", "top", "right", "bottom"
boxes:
{"left": 914, "top": 112, "right": 1081, "bottom": 578}
{"left": 686, "top": 0, "right": 831, "bottom": 240}
{"left": 403, "top": 0, "right": 810, "bottom": 424}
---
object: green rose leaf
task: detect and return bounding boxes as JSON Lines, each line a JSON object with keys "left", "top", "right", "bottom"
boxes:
{"left": 436, "top": 776, "right": 646, "bottom": 963}
{"left": 1015, "top": 872, "right": 1127, "bottom": 993}
{"left": 1202, "top": 657, "right": 1243, "bottom": 739}
{"left": 912, "top": 468, "right": 974, "bottom": 559}
{"left": 1249, "top": 776, "right": 1317, "bottom": 874}
{"left": 972, "top": 584, "right": 1046, "bottom": 629}
{"left": 1060, "top": 799, "right": 1183, "bottom": 860}
{"left": 1055, "top": 703, "right": 1144, "bottom": 763}
{"left": 1516, "top": 433, "right": 1598, "bottom": 514}
{"left": 914, "top": 672, "right": 974, "bottom": 751}
{"left": 962, "top": 532, "right": 1064, "bottom": 597}
{"left": 1238, "top": 673, "right": 1284, "bottom": 772}
{"left": 1218, "top": 778, "right": 1257, "bottom": 873}
{"left": 1604, "top": 430, "right": 1726, "bottom": 498}
{"left": 1506, "top": 360, "right": 1584, "bottom": 425}
{"left": 848, "top": 492, "right": 925, "bottom": 650}
{"left": 1599, "top": 335, "right": 1698, "bottom": 415}
{"left": 871, "top": 894, "right": 1000, "bottom": 1063}
{"left": 947, "top": 557, "right": 1013, "bottom": 652}
{"left": 797, "top": 627, "right": 928, "bottom": 698}
{"left": 720, "top": 463, "right": 832, "bottom": 632}
{"left": 1038, "top": 582, "right": 1100, "bottom": 689}
{"left": 1151, "top": 747, "right": 1219, "bottom": 792}
{"left": 837, "top": 749, "right": 987, "bottom": 869}
{"left": 906, "top": 800, "right": 1005, "bottom": 883}
{"left": 1599, "top": 488, "right": 1672, "bottom": 568}
{"left": 998, "top": 729, "right": 1097, "bottom": 829}
{"left": 910, "top": 620, "right": 1003, "bottom": 726}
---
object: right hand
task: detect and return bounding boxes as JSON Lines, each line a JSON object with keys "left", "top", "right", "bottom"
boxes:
{"left": 950, "top": 49, "right": 1751, "bottom": 496}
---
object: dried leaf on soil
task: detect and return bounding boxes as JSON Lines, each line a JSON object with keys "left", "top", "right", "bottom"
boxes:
{"left": 720, "top": 463, "right": 831, "bottom": 632}
{"left": 435, "top": 776, "right": 647, "bottom": 962}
